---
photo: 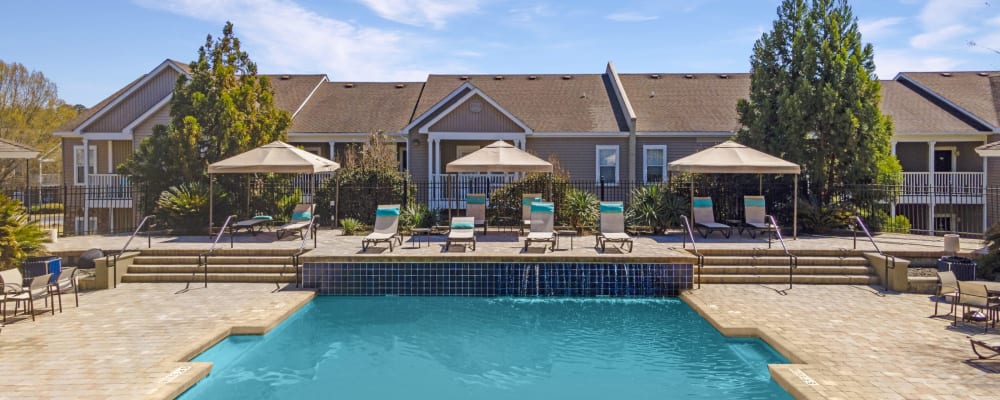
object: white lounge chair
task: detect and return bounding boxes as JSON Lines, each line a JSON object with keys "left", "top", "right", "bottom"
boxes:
{"left": 523, "top": 201, "right": 556, "bottom": 252}
{"left": 742, "top": 196, "right": 774, "bottom": 238}
{"left": 445, "top": 217, "right": 477, "bottom": 251}
{"left": 596, "top": 202, "right": 633, "bottom": 253}
{"left": 276, "top": 204, "right": 315, "bottom": 239}
{"left": 692, "top": 197, "right": 732, "bottom": 238}
{"left": 362, "top": 204, "right": 403, "bottom": 252}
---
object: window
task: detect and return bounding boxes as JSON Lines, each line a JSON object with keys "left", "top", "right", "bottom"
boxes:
{"left": 73, "top": 145, "right": 97, "bottom": 186}
{"left": 596, "top": 145, "right": 619, "bottom": 184}
{"left": 643, "top": 145, "right": 667, "bottom": 183}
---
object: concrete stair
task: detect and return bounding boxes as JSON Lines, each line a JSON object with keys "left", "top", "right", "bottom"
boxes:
{"left": 121, "top": 249, "right": 302, "bottom": 284}
{"left": 691, "top": 248, "right": 880, "bottom": 285}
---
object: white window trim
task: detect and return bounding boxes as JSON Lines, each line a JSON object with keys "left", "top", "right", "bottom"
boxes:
{"left": 595, "top": 145, "right": 620, "bottom": 185}
{"left": 73, "top": 145, "right": 97, "bottom": 186}
{"left": 643, "top": 145, "right": 668, "bottom": 184}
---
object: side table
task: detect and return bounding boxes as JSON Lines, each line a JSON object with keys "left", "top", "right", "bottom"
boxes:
{"left": 410, "top": 228, "right": 431, "bottom": 248}
{"left": 555, "top": 229, "right": 578, "bottom": 250}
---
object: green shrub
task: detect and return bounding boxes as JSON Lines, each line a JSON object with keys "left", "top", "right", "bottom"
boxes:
{"left": 560, "top": 189, "right": 598, "bottom": 233}
{"left": 401, "top": 203, "right": 436, "bottom": 232}
{"left": 339, "top": 217, "right": 367, "bottom": 236}
{"left": 28, "top": 203, "right": 64, "bottom": 214}
{"left": 315, "top": 132, "right": 406, "bottom": 226}
{"left": 487, "top": 173, "right": 570, "bottom": 224}
{"left": 797, "top": 196, "right": 851, "bottom": 234}
{"left": 155, "top": 182, "right": 212, "bottom": 234}
{"left": 882, "top": 215, "right": 911, "bottom": 234}
{"left": 625, "top": 184, "right": 687, "bottom": 234}
{"left": 977, "top": 223, "right": 1000, "bottom": 280}
{"left": 0, "top": 193, "right": 46, "bottom": 269}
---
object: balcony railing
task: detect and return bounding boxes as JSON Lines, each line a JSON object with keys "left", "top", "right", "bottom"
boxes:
{"left": 899, "top": 172, "right": 985, "bottom": 204}
{"left": 88, "top": 174, "right": 133, "bottom": 202}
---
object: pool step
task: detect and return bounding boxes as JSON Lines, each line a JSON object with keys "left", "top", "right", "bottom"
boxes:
{"left": 701, "top": 256, "right": 868, "bottom": 266}
{"left": 695, "top": 274, "right": 879, "bottom": 285}
{"left": 692, "top": 249, "right": 879, "bottom": 286}
{"left": 122, "top": 250, "right": 302, "bottom": 284}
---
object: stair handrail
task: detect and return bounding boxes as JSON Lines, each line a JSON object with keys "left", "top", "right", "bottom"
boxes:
{"left": 766, "top": 215, "right": 798, "bottom": 291}
{"left": 105, "top": 215, "right": 157, "bottom": 289}
{"left": 285, "top": 214, "right": 319, "bottom": 290}
{"left": 185, "top": 214, "right": 236, "bottom": 291}
{"left": 852, "top": 215, "right": 897, "bottom": 290}
{"left": 680, "top": 215, "right": 704, "bottom": 289}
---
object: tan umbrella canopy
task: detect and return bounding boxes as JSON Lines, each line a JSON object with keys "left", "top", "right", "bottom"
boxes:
{"left": 446, "top": 140, "right": 552, "bottom": 173}
{"left": 207, "top": 141, "right": 340, "bottom": 232}
{"left": 668, "top": 140, "right": 801, "bottom": 238}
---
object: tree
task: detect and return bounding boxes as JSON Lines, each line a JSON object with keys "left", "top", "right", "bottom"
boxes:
{"left": 124, "top": 22, "right": 291, "bottom": 219}
{"left": 0, "top": 60, "right": 77, "bottom": 186}
{"left": 736, "top": 0, "right": 898, "bottom": 204}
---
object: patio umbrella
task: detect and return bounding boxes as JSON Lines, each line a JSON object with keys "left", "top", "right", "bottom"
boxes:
{"left": 668, "top": 141, "right": 801, "bottom": 238}
{"left": 446, "top": 141, "right": 552, "bottom": 174}
{"left": 207, "top": 141, "right": 340, "bottom": 233}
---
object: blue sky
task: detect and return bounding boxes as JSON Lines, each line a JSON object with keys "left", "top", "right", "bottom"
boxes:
{"left": 3, "top": 0, "right": 999, "bottom": 106}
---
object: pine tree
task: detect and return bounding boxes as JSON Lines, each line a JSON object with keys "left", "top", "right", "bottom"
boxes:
{"left": 736, "top": 0, "right": 898, "bottom": 203}
{"left": 125, "top": 22, "right": 291, "bottom": 203}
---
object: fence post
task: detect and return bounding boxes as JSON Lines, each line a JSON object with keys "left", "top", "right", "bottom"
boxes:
{"left": 403, "top": 178, "right": 409, "bottom": 207}
{"left": 334, "top": 179, "right": 340, "bottom": 228}
{"left": 600, "top": 176, "right": 606, "bottom": 201}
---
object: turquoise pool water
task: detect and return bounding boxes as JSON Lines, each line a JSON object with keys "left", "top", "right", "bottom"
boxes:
{"left": 179, "top": 297, "right": 791, "bottom": 399}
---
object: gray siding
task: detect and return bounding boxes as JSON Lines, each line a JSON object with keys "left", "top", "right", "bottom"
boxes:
{"left": 896, "top": 142, "right": 928, "bottom": 171}
{"left": 85, "top": 68, "right": 177, "bottom": 133}
{"left": 527, "top": 137, "right": 630, "bottom": 182}
{"left": 429, "top": 95, "right": 524, "bottom": 132}
{"left": 61, "top": 138, "right": 82, "bottom": 185}
{"left": 133, "top": 105, "right": 171, "bottom": 149}
{"left": 897, "top": 141, "right": 985, "bottom": 172}
{"left": 634, "top": 136, "right": 726, "bottom": 181}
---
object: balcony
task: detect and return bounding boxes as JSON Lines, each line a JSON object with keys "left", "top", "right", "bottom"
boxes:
{"left": 899, "top": 172, "right": 984, "bottom": 204}
{"left": 86, "top": 174, "right": 133, "bottom": 208}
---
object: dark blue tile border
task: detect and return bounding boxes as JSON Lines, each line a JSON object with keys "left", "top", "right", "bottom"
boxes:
{"left": 302, "top": 262, "right": 692, "bottom": 297}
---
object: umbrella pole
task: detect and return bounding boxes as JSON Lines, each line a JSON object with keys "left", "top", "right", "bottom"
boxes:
{"left": 793, "top": 178, "right": 798, "bottom": 240}
{"left": 689, "top": 177, "right": 694, "bottom": 224}
{"left": 209, "top": 176, "right": 214, "bottom": 236}
{"left": 759, "top": 175, "right": 762, "bottom": 195}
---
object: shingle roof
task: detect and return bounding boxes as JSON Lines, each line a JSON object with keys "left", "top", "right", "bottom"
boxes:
{"left": 899, "top": 71, "right": 999, "bottom": 128}
{"left": 291, "top": 82, "right": 424, "bottom": 133}
{"left": 880, "top": 80, "right": 984, "bottom": 133}
{"left": 413, "top": 74, "right": 628, "bottom": 133}
{"left": 263, "top": 74, "right": 327, "bottom": 115}
{"left": 619, "top": 73, "right": 749, "bottom": 132}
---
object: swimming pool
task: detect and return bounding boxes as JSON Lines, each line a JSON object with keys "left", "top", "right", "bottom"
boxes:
{"left": 179, "top": 297, "right": 791, "bottom": 399}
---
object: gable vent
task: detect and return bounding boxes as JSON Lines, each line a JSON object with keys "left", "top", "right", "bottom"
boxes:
{"left": 280, "top": 75, "right": 290, "bottom": 80}
{"left": 650, "top": 74, "right": 661, "bottom": 79}
{"left": 395, "top": 83, "right": 406, "bottom": 88}
{"left": 684, "top": 74, "right": 695, "bottom": 79}
{"left": 459, "top": 76, "right": 469, "bottom": 80}
{"left": 528, "top": 75, "right": 537, "bottom": 80}
{"left": 940, "top": 72, "right": 952, "bottom": 77}
{"left": 343, "top": 83, "right": 354, "bottom": 88}
{"left": 719, "top": 74, "right": 729, "bottom": 79}
{"left": 562, "top": 75, "right": 573, "bottom": 80}
{"left": 495, "top": 75, "right": 504, "bottom": 80}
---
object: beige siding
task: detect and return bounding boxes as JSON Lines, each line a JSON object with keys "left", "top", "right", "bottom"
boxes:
{"left": 429, "top": 95, "right": 524, "bottom": 133}
{"left": 527, "top": 137, "right": 630, "bottom": 182}
{"left": 85, "top": 68, "right": 177, "bottom": 133}
{"left": 410, "top": 136, "right": 429, "bottom": 181}
{"left": 112, "top": 141, "right": 131, "bottom": 171}
{"left": 133, "top": 105, "right": 171, "bottom": 149}
{"left": 407, "top": 87, "right": 472, "bottom": 135}
{"left": 61, "top": 138, "right": 82, "bottom": 186}
{"left": 896, "top": 142, "right": 928, "bottom": 172}
{"left": 938, "top": 141, "right": 985, "bottom": 172}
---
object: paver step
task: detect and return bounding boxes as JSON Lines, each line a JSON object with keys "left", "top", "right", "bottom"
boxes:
{"left": 697, "top": 265, "right": 873, "bottom": 275}
{"left": 121, "top": 273, "right": 297, "bottom": 283}
{"left": 694, "top": 274, "right": 879, "bottom": 285}
{"left": 137, "top": 249, "right": 303, "bottom": 257}
{"left": 701, "top": 256, "right": 868, "bottom": 266}
{"left": 128, "top": 264, "right": 295, "bottom": 274}
{"left": 132, "top": 256, "right": 294, "bottom": 265}
{"left": 695, "top": 248, "right": 864, "bottom": 257}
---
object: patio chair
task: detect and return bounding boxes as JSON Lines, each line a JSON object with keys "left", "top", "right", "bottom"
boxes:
{"left": 932, "top": 270, "right": 959, "bottom": 317}
{"left": 523, "top": 202, "right": 556, "bottom": 252}
{"left": 954, "top": 281, "right": 997, "bottom": 333}
{"left": 742, "top": 196, "right": 774, "bottom": 238}
{"left": 692, "top": 197, "right": 732, "bottom": 238}
{"left": 362, "top": 205, "right": 403, "bottom": 252}
{"left": 466, "top": 193, "right": 487, "bottom": 234}
{"left": 0, "top": 267, "right": 24, "bottom": 295}
{"left": 521, "top": 193, "right": 542, "bottom": 235}
{"left": 445, "top": 217, "right": 476, "bottom": 251}
{"left": 969, "top": 334, "right": 1000, "bottom": 359}
{"left": 4, "top": 273, "right": 53, "bottom": 322}
{"left": 49, "top": 267, "right": 79, "bottom": 312}
{"left": 276, "top": 204, "right": 315, "bottom": 239}
{"left": 595, "top": 202, "right": 633, "bottom": 253}
{"left": 230, "top": 215, "right": 273, "bottom": 236}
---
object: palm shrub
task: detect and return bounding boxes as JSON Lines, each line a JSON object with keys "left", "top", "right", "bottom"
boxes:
{"left": 156, "top": 182, "right": 212, "bottom": 234}
{"left": 625, "top": 184, "right": 687, "bottom": 234}
{"left": 401, "top": 202, "right": 437, "bottom": 232}
{"left": 339, "top": 218, "right": 367, "bottom": 236}
{"left": 560, "top": 189, "right": 598, "bottom": 233}
{"left": 797, "top": 196, "right": 851, "bottom": 234}
{"left": 0, "top": 194, "right": 46, "bottom": 270}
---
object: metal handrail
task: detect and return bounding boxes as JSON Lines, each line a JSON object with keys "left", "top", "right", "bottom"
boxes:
{"left": 183, "top": 215, "right": 236, "bottom": 291}
{"left": 283, "top": 215, "right": 318, "bottom": 290}
{"left": 767, "top": 215, "right": 798, "bottom": 291}
{"left": 680, "top": 215, "right": 704, "bottom": 289}
{"left": 852, "top": 215, "right": 897, "bottom": 291}
{"left": 106, "top": 215, "right": 156, "bottom": 289}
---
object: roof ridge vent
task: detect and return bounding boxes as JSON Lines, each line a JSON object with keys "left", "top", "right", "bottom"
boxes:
{"left": 718, "top": 74, "right": 729, "bottom": 79}
{"left": 650, "top": 74, "right": 660, "bottom": 79}
{"left": 343, "top": 83, "right": 354, "bottom": 88}
{"left": 494, "top": 75, "right": 504, "bottom": 80}
{"left": 684, "top": 74, "right": 695, "bottom": 79}
{"left": 562, "top": 75, "right": 573, "bottom": 80}
{"left": 395, "top": 83, "right": 406, "bottom": 88}
{"left": 940, "top": 72, "right": 952, "bottom": 77}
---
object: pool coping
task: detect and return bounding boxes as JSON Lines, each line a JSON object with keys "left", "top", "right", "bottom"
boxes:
{"left": 680, "top": 290, "right": 819, "bottom": 400}
{"left": 151, "top": 290, "right": 317, "bottom": 400}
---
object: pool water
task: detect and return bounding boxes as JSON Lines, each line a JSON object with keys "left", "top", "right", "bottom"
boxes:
{"left": 179, "top": 297, "right": 791, "bottom": 399}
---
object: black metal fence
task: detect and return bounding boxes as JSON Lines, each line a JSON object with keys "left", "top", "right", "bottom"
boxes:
{"left": 4, "top": 176, "right": 1000, "bottom": 238}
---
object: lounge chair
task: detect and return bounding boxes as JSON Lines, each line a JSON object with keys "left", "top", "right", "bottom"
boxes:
{"left": 523, "top": 201, "right": 556, "bottom": 252}
{"left": 933, "top": 270, "right": 959, "bottom": 317}
{"left": 969, "top": 335, "right": 1000, "bottom": 359}
{"left": 521, "top": 193, "right": 542, "bottom": 235}
{"left": 742, "top": 196, "right": 774, "bottom": 238}
{"left": 595, "top": 202, "right": 633, "bottom": 253}
{"left": 276, "top": 204, "right": 315, "bottom": 239}
{"left": 4, "top": 273, "right": 53, "bottom": 322}
{"left": 230, "top": 215, "right": 272, "bottom": 236}
{"left": 49, "top": 267, "right": 79, "bottom": 312}
{"left": 445, "top": 217, "right": 476, "bottom": 251}
{"left": 692, "top": 197, "right": 732, "bottom": 238}
{"left": 362, "top": 204, "right": 403, "bottom": 252}
{"left": 466, "top": 193, "right": 487, "bottom": 234}
{"left": 954, "top": 281, "right": 996, "bottom": 333}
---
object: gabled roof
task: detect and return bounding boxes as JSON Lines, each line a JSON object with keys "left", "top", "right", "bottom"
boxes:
{"left": 291, "top": 82, "right": 423, "bottom": 133}
{"left": 619, "top": 73, "right": 749, "bottom": 133}
{"left": 897, "top": 71, "right": 999, "bottom": 129}
{"left": 0, "top": 138, "right": 39, "bottom": 159}
{"left": 412, "top": 74, "right": 628, "bottom": 133}
{"left": 264, "top": 74, "right": 327, "bottom": 116}
{"left": 880, "top": 80, "right": 985, "bottom": 133}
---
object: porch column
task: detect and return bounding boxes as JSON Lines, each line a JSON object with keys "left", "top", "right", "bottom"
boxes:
{"left": 328, "top": 141, "right": 336, "bottom": 161}
{"left": 890, "top": 141, "right": 897, "bottom": 221}
{"left": 427, "top": 137, "right": 434, "bottom": 183}
{"left": 928, "top": 141, "right": 936, "bottom": 235}
{"left": 83, "top": 137, "right": 90, "bottom": 234}
{"left": 984, "top": 139, "right": 989, "bottom": 232}
{"left": 434, "top": 139, "right": 442, "bottom": 181}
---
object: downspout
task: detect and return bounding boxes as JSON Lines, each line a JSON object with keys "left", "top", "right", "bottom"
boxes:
{"left": 605, "top": 62, "right": 638, "bottom": 183}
